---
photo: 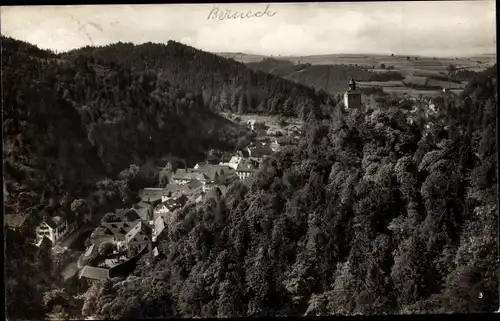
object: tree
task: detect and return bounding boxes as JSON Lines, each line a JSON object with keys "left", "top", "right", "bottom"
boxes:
{"left": 118, "top": 164, "right": 140, "bottom": 182}
{"left": 71, "top": 198, "right": 88, "bottom": 222}
{"left": 380, "top": 63, "right": 386, "bottom": 69}
{"left": 237, "top": 93, "right": 247, "bottom": 114}
{"left": 102, "top": 212, "right": 121, "bottom": 223}
{"left": 98, "top": 242, "right": 115, "bottom": 256}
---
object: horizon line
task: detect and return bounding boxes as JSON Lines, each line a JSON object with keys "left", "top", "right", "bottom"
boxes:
{"left": 4, "top": 35, "right": 497, "bottom": 60}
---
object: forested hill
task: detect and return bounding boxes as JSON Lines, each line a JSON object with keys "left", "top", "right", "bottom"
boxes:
{"left": 3, "top": 35, "right": 252, "bottom": 216}
{"left": 62, "top": 41, "right": 334, "bottom": 117}
{"left": 3, "top": 35, "right": 250, "bottom": 320}
{"left": 82, "top": 64, "right": 498, "bottom": 318}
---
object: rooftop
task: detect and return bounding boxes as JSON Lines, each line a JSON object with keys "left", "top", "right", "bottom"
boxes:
{"left": 138, "top": 189, "right": 164, "bottom": 203}
{"left": 172, "top": 169, "right": 207, "bottom": 181}
{"left": 4, "top": 214, "right": 29, "bottom": 228}
{"left": 79, "top": 266, "right": 110, "bottom": 281}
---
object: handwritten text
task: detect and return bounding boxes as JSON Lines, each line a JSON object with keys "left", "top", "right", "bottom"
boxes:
{"left": 207, "top": 5, "right": 276, "bottom": 20}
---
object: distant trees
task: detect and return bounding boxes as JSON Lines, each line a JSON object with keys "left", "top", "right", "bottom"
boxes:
{"left": 368, "top": 71, "right": 404, "bottom": 82}
{"left": 380, "top": 63, "right": 386, "bottom": 69}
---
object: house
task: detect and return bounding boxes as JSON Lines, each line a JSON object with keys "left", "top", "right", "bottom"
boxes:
{"left": 124, "top": 222, "right": 152, "bottom": 257}
{"left": 153, "top": 196, "right": 187, "bottom": 219}
{"left": 134, "top": 200, "right": 152, "bottom": 209}
{"left": 161, "top": 183, "right": 189, "bottom": 202}
{"left": 161, "top": 181, "right": 203, "bottom": 202}
{"left": 151, "top": 216, "right": 166, "bottom": 242}
{"left": 35, "top": 212, "right": 76, "bottom": 245}
{"left": 36, "top": 236, "right": 53, "bottom": 248}
{"left": 100, "top": 220, "right": 152, "bottom": 257}
{"left": 88, "top": 227, "right": 115, "bottom": 246}
{"left": 4, "top": 213, "right": 29, "bottom": 233}
{"left": 220, "top": 156, "right": 243, "bottom": 170}
{"left": 235, "top": 158, "right": 259, "bottom": 180}
{"left": 138, "top": 188, "right": 164, "bottom": 205}
{"left": 248, "top": 142, "right": 273, "bottom": 157}
{"left": 79, "top": 266, "right": 111, "bottom": 281}
{"left": 195, "top": 164, "right": 236, "bottom": 187}
{"left": 204, "top": 185, "right": 229, "bottom": 200}
{"left": 171, "top": 169, "right": 207, "bottom": 185}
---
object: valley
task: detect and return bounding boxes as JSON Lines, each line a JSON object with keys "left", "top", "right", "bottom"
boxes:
{"left": 2, "top": 9, "right": 498, "bottom": 318}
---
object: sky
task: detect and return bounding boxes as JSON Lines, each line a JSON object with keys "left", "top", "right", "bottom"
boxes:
{"left": 1, "top": 1, "right": 496, "bottom": 57}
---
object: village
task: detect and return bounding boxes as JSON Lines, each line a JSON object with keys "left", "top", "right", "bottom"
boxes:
{"left": 3, "top": 81, "right": 443, "bottom": 284}
{"left": 75, "top": 116, "right": 303, "bottom": 281}
{"left": 2, "top": 116, "right": 304, "bottom": 284}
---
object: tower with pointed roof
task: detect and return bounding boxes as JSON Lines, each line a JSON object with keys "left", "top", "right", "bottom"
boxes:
{"left": 343, "top": 78, "right": 362, "bottom": 110}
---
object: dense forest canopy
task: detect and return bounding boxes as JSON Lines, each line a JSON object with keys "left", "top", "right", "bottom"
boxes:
{"left": 62, "top": 41, "right": 334, "bottom": 118}
{"left": 82, "top": 64, "right": 498, "bottom": 318}
{"left": 2, "top": 35, "right": 247, "bottom": 320}
{"left": 2, "top": 35, "right": 498, "bottom": 319}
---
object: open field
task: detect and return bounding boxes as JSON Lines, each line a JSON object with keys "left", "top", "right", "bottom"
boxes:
{"left": 217, "top": 52, "right": 496, "bottom": 72}
{"left": 217, "top": 52, "right": 495, "bottom": 97}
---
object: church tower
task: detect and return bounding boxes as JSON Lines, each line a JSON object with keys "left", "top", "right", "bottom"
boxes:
{"left": 343, "top": 78, "right": 362, "bottom": 110}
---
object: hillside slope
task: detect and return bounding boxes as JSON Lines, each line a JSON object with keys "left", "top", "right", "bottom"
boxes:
{"left": 2, "top": 36, "right": 246, "bottom": 320}
{"left": 80, "top": 60, "right": 498, "bottom": 318}
{"left": 62, "top": 41, "right": 334, "bottom": 118}
{"left": 246, "top": 57, "right": 483, "bottom": 95}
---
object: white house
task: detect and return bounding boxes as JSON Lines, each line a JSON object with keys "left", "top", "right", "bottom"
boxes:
{"left": 35, "top": 213, "right": 76, "bottom": 245}
{"left": 220, "top": 156, "right": 243, "bottom": 170}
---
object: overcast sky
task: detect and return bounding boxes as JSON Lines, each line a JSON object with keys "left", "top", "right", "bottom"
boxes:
{"left": 1, "top": 1, "right": 496, "bottom": 57}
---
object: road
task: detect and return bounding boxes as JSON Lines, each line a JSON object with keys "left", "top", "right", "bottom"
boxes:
{"left": 55, "top": 228, "right": 94, "bottom": 281}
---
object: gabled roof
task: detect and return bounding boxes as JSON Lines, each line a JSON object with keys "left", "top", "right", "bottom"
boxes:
{"left": 36, "top": 236, "right": 53, "bottom": 248}
{"left": 138, "top": 188, "right": 164, "bottom": 203}
{"left": 133, "top": 207, "right": 149, "bottom": 221}
{"left": 4, "top": 214, "right": 29, "bottom": 228}
{"left": 125, "top": 221, "right": 151, "bottom": 243}
{"left": 163, "top": 183, "right": 188, "bottom": 195}
{"left": 172, "top": 169, "right": 207, "bottom": 181}
{"left": 41, "top": 217, "right": 58, "bottom": 229}
{"left": 153, "top": 216, "right": 165, "bottom": 236}
{"left": 79, "top": 266, "right": 110, "bottom": 280}
{"left": 236, "top": 158, "right": 259, "bottom": 172}
{"left": 84, "top": 244, "right": 97, "bottom": 258}
{"left": 134, "top": 201, "right": 151, "bottom": 209}
{"left": 119, "top": 209, "right": 141, "bottom": 221}
{"left": 186, "top": 179, "right": 203, "bottom": 190}
{"left": 159, "top": 193, "right": 188, "bottom": 211}
{"left": 101, "top": 221, "right": 141, "bottom": 239}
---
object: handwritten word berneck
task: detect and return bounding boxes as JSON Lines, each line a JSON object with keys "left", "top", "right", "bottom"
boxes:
{"left": 207, "top": 5, "right": 276, "bottom": 20}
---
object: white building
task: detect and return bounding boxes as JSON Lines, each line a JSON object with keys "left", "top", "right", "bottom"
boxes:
{"left": 220, "top": 156, "right": 243, "bottom": 170}
{"left": 35, "top": 213, "right": 77, "bottom": 245}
